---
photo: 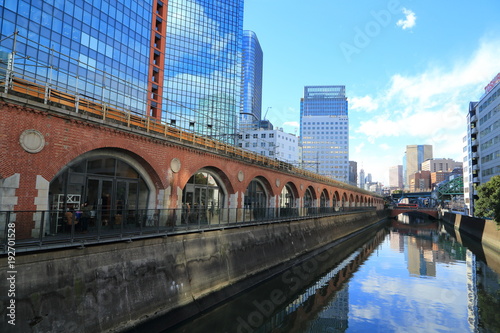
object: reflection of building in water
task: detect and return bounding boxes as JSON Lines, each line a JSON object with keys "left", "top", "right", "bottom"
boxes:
{"left": 391, "top": 219, "right": 462, "bottom": 278}
{"left": 285, "top": 249, "right": 361, "bottom": 315}
{"left": 466, "top": 250, "right": 478, "bottom": 333}
{"left": 407, "top": 237, "right": 436, "bottom": 277}
{"left": 273, "top": 229, "right": 387, "bottom": 332}
{"left": 474, "top": 250, "right": 500, "bottom": 332}
{"left": 390, "top": 231, "right": 405, "bottom": 253}
{"left": 309, "top": 287, "right": 348, "bottom": 332}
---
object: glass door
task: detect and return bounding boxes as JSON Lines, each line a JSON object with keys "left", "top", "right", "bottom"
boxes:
{"left": 86, "top": 178, "right": 113, "bottom": 229}
{"left": 116, "top": 180, "right": 139, "bottom": 227}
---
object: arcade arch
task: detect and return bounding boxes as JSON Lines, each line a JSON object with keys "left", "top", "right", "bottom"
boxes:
{"left": 181, "top": 169, "right": 227, "bottom": 225}
{"left": 244, "top": 177, "right": 271, "bottom": 220}
{"left": 279, "top": 182, "right": 298, "bottom": 217}
{"left": 48, "top": 150, "right": 155, "bottom": 234}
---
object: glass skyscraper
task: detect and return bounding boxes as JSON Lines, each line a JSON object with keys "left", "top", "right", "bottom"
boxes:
{"left": 240, "top": 30, "right": 263, "bottom": 130}
{"left": 300, "top": 86, "right": 349, "bottom": 182}
{"left": 0, "top": 0, "right": 243, "bottom": 143}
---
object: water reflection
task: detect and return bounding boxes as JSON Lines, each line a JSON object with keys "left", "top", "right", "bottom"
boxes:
{"left": 163, "top": 217, "right": 499, "bottom": 333}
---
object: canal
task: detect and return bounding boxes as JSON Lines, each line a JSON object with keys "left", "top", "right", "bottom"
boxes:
{"left": 138, "top": 216, "right": 500, "bottom": 333}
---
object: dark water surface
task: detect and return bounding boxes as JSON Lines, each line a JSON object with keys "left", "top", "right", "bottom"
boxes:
{"left": 163, "top": 218, "right": 500, "bottom": 333}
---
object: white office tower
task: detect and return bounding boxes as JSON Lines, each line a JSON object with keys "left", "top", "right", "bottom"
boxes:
{"left": 300, "top": 86, "right": 349, "bottom": 182}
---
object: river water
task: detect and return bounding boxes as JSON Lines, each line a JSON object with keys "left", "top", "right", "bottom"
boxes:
{"left": 163, "top": 217, "right": 500, "bottom": 333}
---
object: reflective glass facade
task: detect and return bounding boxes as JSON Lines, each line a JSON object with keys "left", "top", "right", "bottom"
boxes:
{"left": 300, "top": 86, "right": 348, "bottom": 118}
{"left": 162, "top": 0, "right": 243, "bottom": 144}
{"left": 300, "top": 86, "right": 349, "bottom": 182}
{"left": 240, "top": 30, "right": 263, "bottom": 130}
{"left": 0, "top": 0, "right": 244, "bottom": 143}
{"left": 0, "top": 0, "right": 151, "bottom": 112}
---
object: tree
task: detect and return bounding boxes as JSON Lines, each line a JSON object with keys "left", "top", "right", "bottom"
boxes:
{"left": 474, "top": 175, "right": 500, "bottom": 223}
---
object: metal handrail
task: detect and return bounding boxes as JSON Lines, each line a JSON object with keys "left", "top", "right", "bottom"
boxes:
{"left": 0, "top": 206, "right": 377, "bottom": 254}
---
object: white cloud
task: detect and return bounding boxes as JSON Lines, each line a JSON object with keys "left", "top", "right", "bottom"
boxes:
{"left": 350, "top": 95, "right": 379, "bottom": 112}
{"left": 283, "top": 121, "right": 300, "bottom": 128}
{"left": 355, "top": 37, "right": 500, "bottom": 141}
{"left": 396, "top": 8, "right": 416, "bottom": 30}
{"left": 350, "top": 37, "right": 500, "bottom": 184}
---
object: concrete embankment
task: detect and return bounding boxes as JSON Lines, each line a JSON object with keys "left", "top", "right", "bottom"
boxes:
{"left": 441, "top": 212, "right": 500, "bottom": 252}
{"left": 0, "top": 210, "right": 388, "bottom": 333}
{"left": 441, "top": 212, "right": 500, "bottom": 276}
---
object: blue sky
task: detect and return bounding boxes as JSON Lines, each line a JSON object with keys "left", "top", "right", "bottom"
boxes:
{"left": 243, "top": 0, "right": 500, "bottom": 185}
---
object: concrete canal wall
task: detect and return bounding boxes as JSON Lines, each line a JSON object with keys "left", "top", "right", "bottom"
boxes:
{"left": 442, "top": 212, "right": 500, "bottom": 253}
{"left": 0, "top": 210, "right": 387, "bottom": 333}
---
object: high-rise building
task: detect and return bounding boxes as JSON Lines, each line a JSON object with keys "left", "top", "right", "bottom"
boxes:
{"left": 300, "top": 86, "right": 349, "bottom": 182}
{"left": 359, "top": 169, "right": 366, "bottom": 189}
{"left": 349, "top": 161, "right": 358, "bottom": 187}
{"left": 403, "top": 145, "right": 433, "bottom": 189}
{"left": 389, "top": 165, "right": 403, "bottom": 189}
{"left": 240, "top": 30, "right": 263, "bottom": 130}
{"left": 464, "top": 73, "right": 500, "bottom": 215}
{"left": 0, "top": 0, "right": 244, "bottom": 144}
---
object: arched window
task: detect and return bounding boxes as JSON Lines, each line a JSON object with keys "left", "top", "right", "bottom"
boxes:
{"left": 279, "top": 183, "right": 296, "bottom": 217}
{"left": 304, "top": 188, "right": 313, "bottom": 208}
{"left": 182, "top": 171, "right": 225, "bottom": 225}
{"left": 320, "top": 189, "right": 329, "bottom": 213}
{"left": 320, "top": 190, "right": 328, "bottom": 207}
{"left": 244, "top": 179, "right": 268, "bottom": 221}
{"left": 49, "top": 155, "right": 151, "bottom": 234}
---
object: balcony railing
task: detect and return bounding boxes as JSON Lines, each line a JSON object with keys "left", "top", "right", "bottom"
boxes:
{"left": 0, "top": 206, "right": 376, "bottom": 254}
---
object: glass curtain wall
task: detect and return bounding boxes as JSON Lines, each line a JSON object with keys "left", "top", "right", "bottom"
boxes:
{"left": 0, "top": 0, "right": 151, "bottom": 114}
{"left": 162, "top": 0, "right": 244, "bottom": 144}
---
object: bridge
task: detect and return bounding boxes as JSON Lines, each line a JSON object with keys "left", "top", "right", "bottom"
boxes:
{"left": 389, "top": 205, "right": 439, "bottom": 219}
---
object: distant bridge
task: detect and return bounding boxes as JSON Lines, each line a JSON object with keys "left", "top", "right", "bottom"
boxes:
{"left": 389, "top": 206, "right": 439, "bottom": 219}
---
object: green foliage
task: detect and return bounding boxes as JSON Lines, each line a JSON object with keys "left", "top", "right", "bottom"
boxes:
{"left": 474, "top": 175, "right": 500, "bottom": 223}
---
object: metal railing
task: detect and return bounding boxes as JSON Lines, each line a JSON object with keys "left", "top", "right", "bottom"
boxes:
{"left": 0, "top": 206, "right": 377, "bottom": 254}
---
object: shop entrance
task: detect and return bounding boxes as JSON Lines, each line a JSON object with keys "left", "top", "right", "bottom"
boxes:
{"left": 49, "top": 153, "right": 150, "bottom": 234}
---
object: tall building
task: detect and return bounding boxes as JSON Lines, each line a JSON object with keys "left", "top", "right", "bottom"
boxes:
{"left": 464, "top": 73, "right": 500, "bottom": 215}
{"left": 359, "top": 168, "right": 366, "bottom": 189}
{"left": 0, "top": 0, "right": 244, "bottom": 144}
{"left": 403, "top": 145, "right": 433, "bottom": 189}
{"left": 300, "top": 86, "right": 349, "bottom": 182}
{"left": 349, "top": 161, "right": 358, "bottom": 187}
{"left": 389, "top": 165, "right": 403, "bottom": 189}
{"left": 240, "top": 30, "right": 263, "bottom": 131}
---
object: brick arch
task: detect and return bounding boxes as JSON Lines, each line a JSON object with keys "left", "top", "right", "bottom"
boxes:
{"left": 181, "top": 166, "right": 236, "bottom": 197}
{"left": 341, "top": 192, "right": 348, "bottom": 206}
{"left": 333, "top": 190, "right": 340, "bottom": 202}
{"left": 278, "top": 181, "right": 300, "bottom": 207}
{"left": 306, "top": 185, "right": 318, "bottom": 200}
{"left": 45, "top": 144, "right": 167, "bottom": 190}
{"left": 303, "top": 185, "right": 316, "bottom": 208}
{"left": 320, "top": 188, "right": 330, "bottom": 201}
{"left": 47, "top": 147, "right": 163, "bottom": 191}
{"left": 243, "top": 175, "right": 274, "bottom": 199}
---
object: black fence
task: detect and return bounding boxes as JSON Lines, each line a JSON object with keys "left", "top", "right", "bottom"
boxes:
{"left": 1, "top": 206, "right": 377, "bottom": 254}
